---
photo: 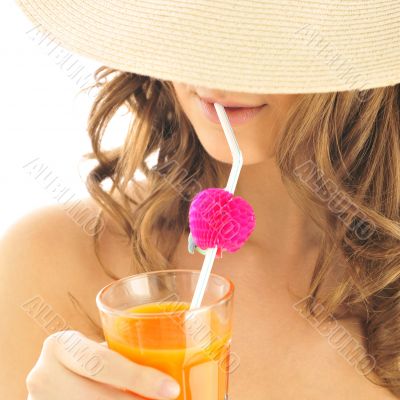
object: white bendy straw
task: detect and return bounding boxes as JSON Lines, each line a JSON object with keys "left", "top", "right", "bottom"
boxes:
{"left": 189, "top": 103, "right": 243, "bottom": 311}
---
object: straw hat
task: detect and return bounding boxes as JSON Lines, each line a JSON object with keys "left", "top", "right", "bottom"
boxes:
{"left": 15, "top": 0, "right": 400, "bottom": 94}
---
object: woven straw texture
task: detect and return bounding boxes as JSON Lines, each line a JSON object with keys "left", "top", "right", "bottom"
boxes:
{"left": 15, "top": 0, "right": 400, "bottom": 94}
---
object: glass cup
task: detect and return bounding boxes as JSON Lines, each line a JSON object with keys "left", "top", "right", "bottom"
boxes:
{"left": 96, "top": 269, "right": 235, "bottom": 400}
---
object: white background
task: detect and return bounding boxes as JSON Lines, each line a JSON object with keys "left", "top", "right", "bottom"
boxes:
{"left": 1, "top": 1, "right": 136, "bottom": 236}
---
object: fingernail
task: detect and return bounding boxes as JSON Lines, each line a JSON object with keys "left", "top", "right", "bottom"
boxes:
{"left": 158, "top": 378, "right": 180, "bottom": 398}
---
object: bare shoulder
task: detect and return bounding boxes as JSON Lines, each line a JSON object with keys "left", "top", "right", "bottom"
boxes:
{"left": 0, "top": 196, "right": 105, "bottom": 284}
{"left": 0, "top": 197, "right": 113, "bottom": 330}
{"left": 0, "top": 194, "right": 135, "bottom": 398}
{"left": 305, "top": 317, "right": 399, "bottom": 400}
{"left": 0, "top": 178, "right": 149, "bottom": 290}
{"left": 0, "top": 194, "right": 133, "bottom": 331}
{"left": 0, "top": 182, "right": 147, "bottom": 334}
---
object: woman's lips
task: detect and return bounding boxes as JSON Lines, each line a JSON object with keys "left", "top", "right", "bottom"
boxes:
{"left": 196, "top": 96, "right": 267, "bottom": 125}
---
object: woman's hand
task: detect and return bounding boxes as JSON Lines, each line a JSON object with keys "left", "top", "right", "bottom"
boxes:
{"left": 25, "top": 330, "right": 181, "bottom": 400}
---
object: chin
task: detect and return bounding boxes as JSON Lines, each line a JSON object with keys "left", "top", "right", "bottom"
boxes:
{"left": 203, "top": 143, "right": 271, "bottom": 165}
{"left": 190, "top": 117, "right": 274, "bottom": 165}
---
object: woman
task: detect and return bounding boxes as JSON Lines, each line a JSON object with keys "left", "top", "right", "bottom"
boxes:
{"left": 3, "top": 0, "right": 400, "bottom": 398}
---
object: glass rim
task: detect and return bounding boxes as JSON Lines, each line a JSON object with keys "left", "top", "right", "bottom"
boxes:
{"left": 95, "top": 268, "right": 234, "bottom": 318}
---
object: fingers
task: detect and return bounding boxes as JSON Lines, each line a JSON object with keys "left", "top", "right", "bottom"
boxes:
{"left": 49, "top": 330, "right": 180, "bottom": 400}
{"left": 27, "top": 358, "right": 151, "bottom": 400}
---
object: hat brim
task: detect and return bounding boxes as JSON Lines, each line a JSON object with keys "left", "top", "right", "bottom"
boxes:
{"left": 16, "top": 0, "right": 400, "bottom": 94}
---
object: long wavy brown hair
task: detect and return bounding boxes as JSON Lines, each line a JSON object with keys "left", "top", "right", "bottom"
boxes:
{"left": 79, "top": 66, "right": 400, "bottom": 397}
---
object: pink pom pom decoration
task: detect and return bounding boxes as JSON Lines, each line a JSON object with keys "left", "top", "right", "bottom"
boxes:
{"left": 188, "top": 188, "right": 256, "bottom": 257}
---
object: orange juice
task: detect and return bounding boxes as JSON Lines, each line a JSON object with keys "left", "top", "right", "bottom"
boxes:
{"left": 104, "top": 301, "right": 232, "bottom": 400}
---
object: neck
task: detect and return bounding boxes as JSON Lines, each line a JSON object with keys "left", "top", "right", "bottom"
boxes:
{"left": 222, "top": 158, "right": 322, "bottom": 258}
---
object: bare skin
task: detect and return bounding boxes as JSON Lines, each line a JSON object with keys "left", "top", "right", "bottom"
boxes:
{"left": 0, "top": 194, "right": 397, "bottom": 399}
{"left": 1, "top": 84, "right": 397, "bottom": 399}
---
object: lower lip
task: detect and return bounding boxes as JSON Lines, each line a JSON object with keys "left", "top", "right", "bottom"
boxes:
{"left": 197, "top": 97, "right": 267, "bottom": 125}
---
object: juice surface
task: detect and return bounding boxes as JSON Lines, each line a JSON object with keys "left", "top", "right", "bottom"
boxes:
{"left": 105, "top": 301, "right": 231, "bottom": 400}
